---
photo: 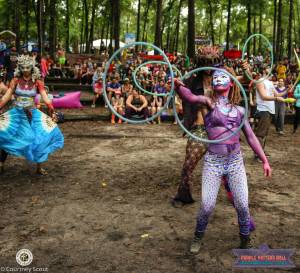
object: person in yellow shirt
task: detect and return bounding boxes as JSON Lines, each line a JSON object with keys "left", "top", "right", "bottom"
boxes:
{"left": 276, "top": 60, "right": 287, "bottom": 79}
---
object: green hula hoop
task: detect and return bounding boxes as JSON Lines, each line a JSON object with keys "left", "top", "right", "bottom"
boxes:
{"left": 174, "top": 67, "right": 248, "bottom": 144}
{"left": 102, "top": 42, "right": 174, "bottom": 124}
{"left": 242, "top": 33, "right": 273, "bottom": 84}
{"left": 133, "top": 60, "right": 182, "bottom": 97}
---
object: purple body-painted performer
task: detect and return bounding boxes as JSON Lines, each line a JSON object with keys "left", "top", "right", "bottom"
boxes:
{"left": 174, "top": 69, "right": 271, "bottom": 253}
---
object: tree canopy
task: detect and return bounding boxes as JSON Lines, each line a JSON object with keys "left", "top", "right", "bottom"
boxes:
{"left": 0, "top": 0, "right": 298, "bottom": 60}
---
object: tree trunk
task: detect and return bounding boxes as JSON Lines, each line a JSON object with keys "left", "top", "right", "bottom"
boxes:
{"left": 35, "top": 0, "right": 43, "bottom": 54}
{"left": 280, "top": 28, "right": 284, "bottom": 59}
{"left": 25, "top": 0, "right": 30, "bottom": 45}
{"left": 105, "top": 10, "right": 110, "bottom": 49}
{"left": 154, "top": 0, "right": 163, "bottom": 53}
{"left": 5, "top": 0, "right": 11, "bottom": 29}
{"left": 287, "top": 0, "right": 293, "bottom": 60}
{"left": 219, "top": 4, "right": 223, "bottom": 45}
{"left": 42, "top": 0, "right": 49, "bottom": 44}
{"left": 187, "top": 0, "right": 195, "bottom": 59}
{"left": 175, "top": 0, "right": 183, "bottom": 52}
{"left": 276, "top": 0, "right": 282, "bottom": 61}
{"left": 66, "top": 0, "right": 70, "bottom": 52}
{"left": 112, "top": 0, "right": 120, "bottom": 52}
{"left": 109, "top": 1, "right": 113, "bottom": 55}
{"left": 253, "top": 14, "right": 257, "bottom": 55}
{"left": 88, "top": 0, "right": 97, "bottom": 53}
{"left": 246, "top": 1, "right": 251, "bottom": 56}
{"left": 161, "top": 0, "right": 176, "bottom": 50}
{"left": 83, "top": 0, "right": 89, "bottom": 53}
{"left": 166, "top": 25, "right": 171, "bottom": 51}
{"left": 100, "top": 5, "right": 108, "bottom": 49}
{"left": 273, "top": 0, "right": 277, "bottom": 61}
{"left": 49, "top": 0, "right": 57, "bottom": 58}
{"left": 226, "top": 0, "right": 232, "bottom": 50}
{"left": 208, "top": 1, "right": 215, "bottom": 45}
{"left": 136, "top": 0, "right": 141, "bottom": 49}
{"left": 296, "top": 0, "right": 300, "bottom": 48}
{"left": 258, "top": 7, "right": 262, "bottom": 52}
{"left": 142, "top": 0, "right": 152, "bottom": 43}
{"left": 80, "top": 4, "right": 84, "bottom": 53}
{"left": 14, "top": 0, "right": 20, "bottom": 51}
{"left": 293, "top": 3, "right": 297, "bottom": 48}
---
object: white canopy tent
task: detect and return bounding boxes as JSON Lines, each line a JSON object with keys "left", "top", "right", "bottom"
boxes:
{"left": 80, "top": 39, "right": 126, "bottom": 50}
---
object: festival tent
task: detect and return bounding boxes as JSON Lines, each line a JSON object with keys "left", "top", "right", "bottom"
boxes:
{"left": 80, "top": 39, "right": 126, "bottom": 50}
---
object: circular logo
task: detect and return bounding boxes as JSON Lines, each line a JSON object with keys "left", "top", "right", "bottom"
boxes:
{"left": 16, "top": 249, "right": 33, "bottom": 267}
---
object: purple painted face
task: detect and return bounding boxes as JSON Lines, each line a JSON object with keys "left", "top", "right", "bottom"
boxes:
{"left": 212, "top": 70, "right": 232, "bottom": 91}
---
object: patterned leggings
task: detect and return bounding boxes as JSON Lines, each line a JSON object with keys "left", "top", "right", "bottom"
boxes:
{"left": 196, "top": 151, "right": 250, "bottom": 235}
{"left": 174, "top": 126, "right": 207, "bottom": 203}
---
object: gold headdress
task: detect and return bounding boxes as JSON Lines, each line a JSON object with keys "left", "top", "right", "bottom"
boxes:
{"left": 14, "top": 55, "right": 41, "bottom": 82}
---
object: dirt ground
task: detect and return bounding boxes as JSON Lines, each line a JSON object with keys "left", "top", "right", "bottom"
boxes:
{"left": 0, "top": 121, "right": 299, "bottom": 273}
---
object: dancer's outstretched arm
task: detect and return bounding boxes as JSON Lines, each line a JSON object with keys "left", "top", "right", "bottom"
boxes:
{"left": 174, "top": 79, "right": 213, "bottom": 108}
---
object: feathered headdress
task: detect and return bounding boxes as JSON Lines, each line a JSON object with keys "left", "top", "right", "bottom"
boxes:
{"left": 196, "top": 46, "right": 221, "bottom": 66}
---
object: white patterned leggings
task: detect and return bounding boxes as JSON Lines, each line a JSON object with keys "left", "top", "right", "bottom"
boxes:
{"left": 196, "top": 151, "right": 250, "bottom": 235}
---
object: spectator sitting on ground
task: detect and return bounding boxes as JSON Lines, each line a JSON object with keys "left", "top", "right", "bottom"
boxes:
{"left": 106, "top": 77, "right": 121, "bottom": 107}
{"left": 121, "top": 78, "right": 133, "bottom": 98}
{"left": 155, "top": 67, "right": 167, "bottom": 81}
{"left": 93, "top": 66, "right": 103, "bottom": 84}
{"left": 125, "top": 89, "right": 149, "bottom": 120}
{"left": 49, "top": 63, "right": 64, "bottom": 78}
{"left": 81, "top": 67, "right": 94, "bottom": 85}
{"left": 87, "top": 58, "right": 93, "bottom": 69}
{"left": 78, "top": 63, "right": 88, "bottom": 83}
{"left": 91, "top": 77, "right": 103, "bottom": 108}
{"left": 154, "top": 79, "right": 168, "bottom": 106}
{"left": 108, "top": 67, "right": 120, "bottom": 81}
{"left": 111, "top": 90, "right": 124, "bottom": 124}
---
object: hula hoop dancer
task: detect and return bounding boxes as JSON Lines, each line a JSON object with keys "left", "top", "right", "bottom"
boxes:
{"left": 0, "top": 55, "right": 64, "bottom": 175}
{"left": 172, "top": 47, "right": 242, "bottom": 208}
{"left": 174, "top": 67, "right": 271, "bottom": 252}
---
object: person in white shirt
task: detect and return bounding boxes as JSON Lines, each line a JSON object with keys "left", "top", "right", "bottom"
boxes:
{"left": 255, "top": 68, "right": 285, "bottom": 154}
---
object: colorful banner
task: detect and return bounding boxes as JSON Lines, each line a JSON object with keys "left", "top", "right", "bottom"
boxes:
{"left": 223, "top": 49, "right": 242, "bottom": 59}
{"left": 125, "top": 33, "right": 136, "bottom": 44}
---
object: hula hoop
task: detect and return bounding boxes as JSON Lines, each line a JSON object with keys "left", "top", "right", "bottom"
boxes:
{"left": 242, "top": 33, "right": 273, "bottom": 84}
{"left": 102, "top": 42, "right": 174, "bottom": 124}
{"left": 174, "top": 67, "right": 248, "bottom": 144}
{"left": 133, "top": 60, "right": 182, "bottom": 97}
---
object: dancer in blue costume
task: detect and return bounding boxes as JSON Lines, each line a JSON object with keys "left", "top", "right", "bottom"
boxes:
{"left": 0, "top": 55, "right": 64, "bottom": 175}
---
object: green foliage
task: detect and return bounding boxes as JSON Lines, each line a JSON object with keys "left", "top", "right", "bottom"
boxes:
{"left": 0, "top": 0, "right": 298, "bottom": 55}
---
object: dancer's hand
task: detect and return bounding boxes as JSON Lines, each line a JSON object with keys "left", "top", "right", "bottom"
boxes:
{"left": 52, "top": 112, "right": 58, "bottom": 123}
{"left": 241, "top": 60, "right": 251, "bottom": 71}
{"left": 263, "top": 162, "right": 272, "bottom": 177}
{"left": 275, "top": 96, "right": 285, "bottom": 102}
{"left": 174, "top": 78, "right": 185, "bottom": 88}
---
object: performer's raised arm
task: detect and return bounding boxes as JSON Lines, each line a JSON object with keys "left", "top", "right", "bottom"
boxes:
{"left": 174, "top": 79, "right": 212, "bottom": 107}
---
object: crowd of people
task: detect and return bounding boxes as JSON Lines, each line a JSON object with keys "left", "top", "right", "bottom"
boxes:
{"left": 0, "top": 45, "right": 299, "bottom": 131}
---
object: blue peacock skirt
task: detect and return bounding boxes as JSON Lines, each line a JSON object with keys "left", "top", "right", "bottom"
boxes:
{"left": 0, "top": 107, "right": 64, "bottom": 163}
